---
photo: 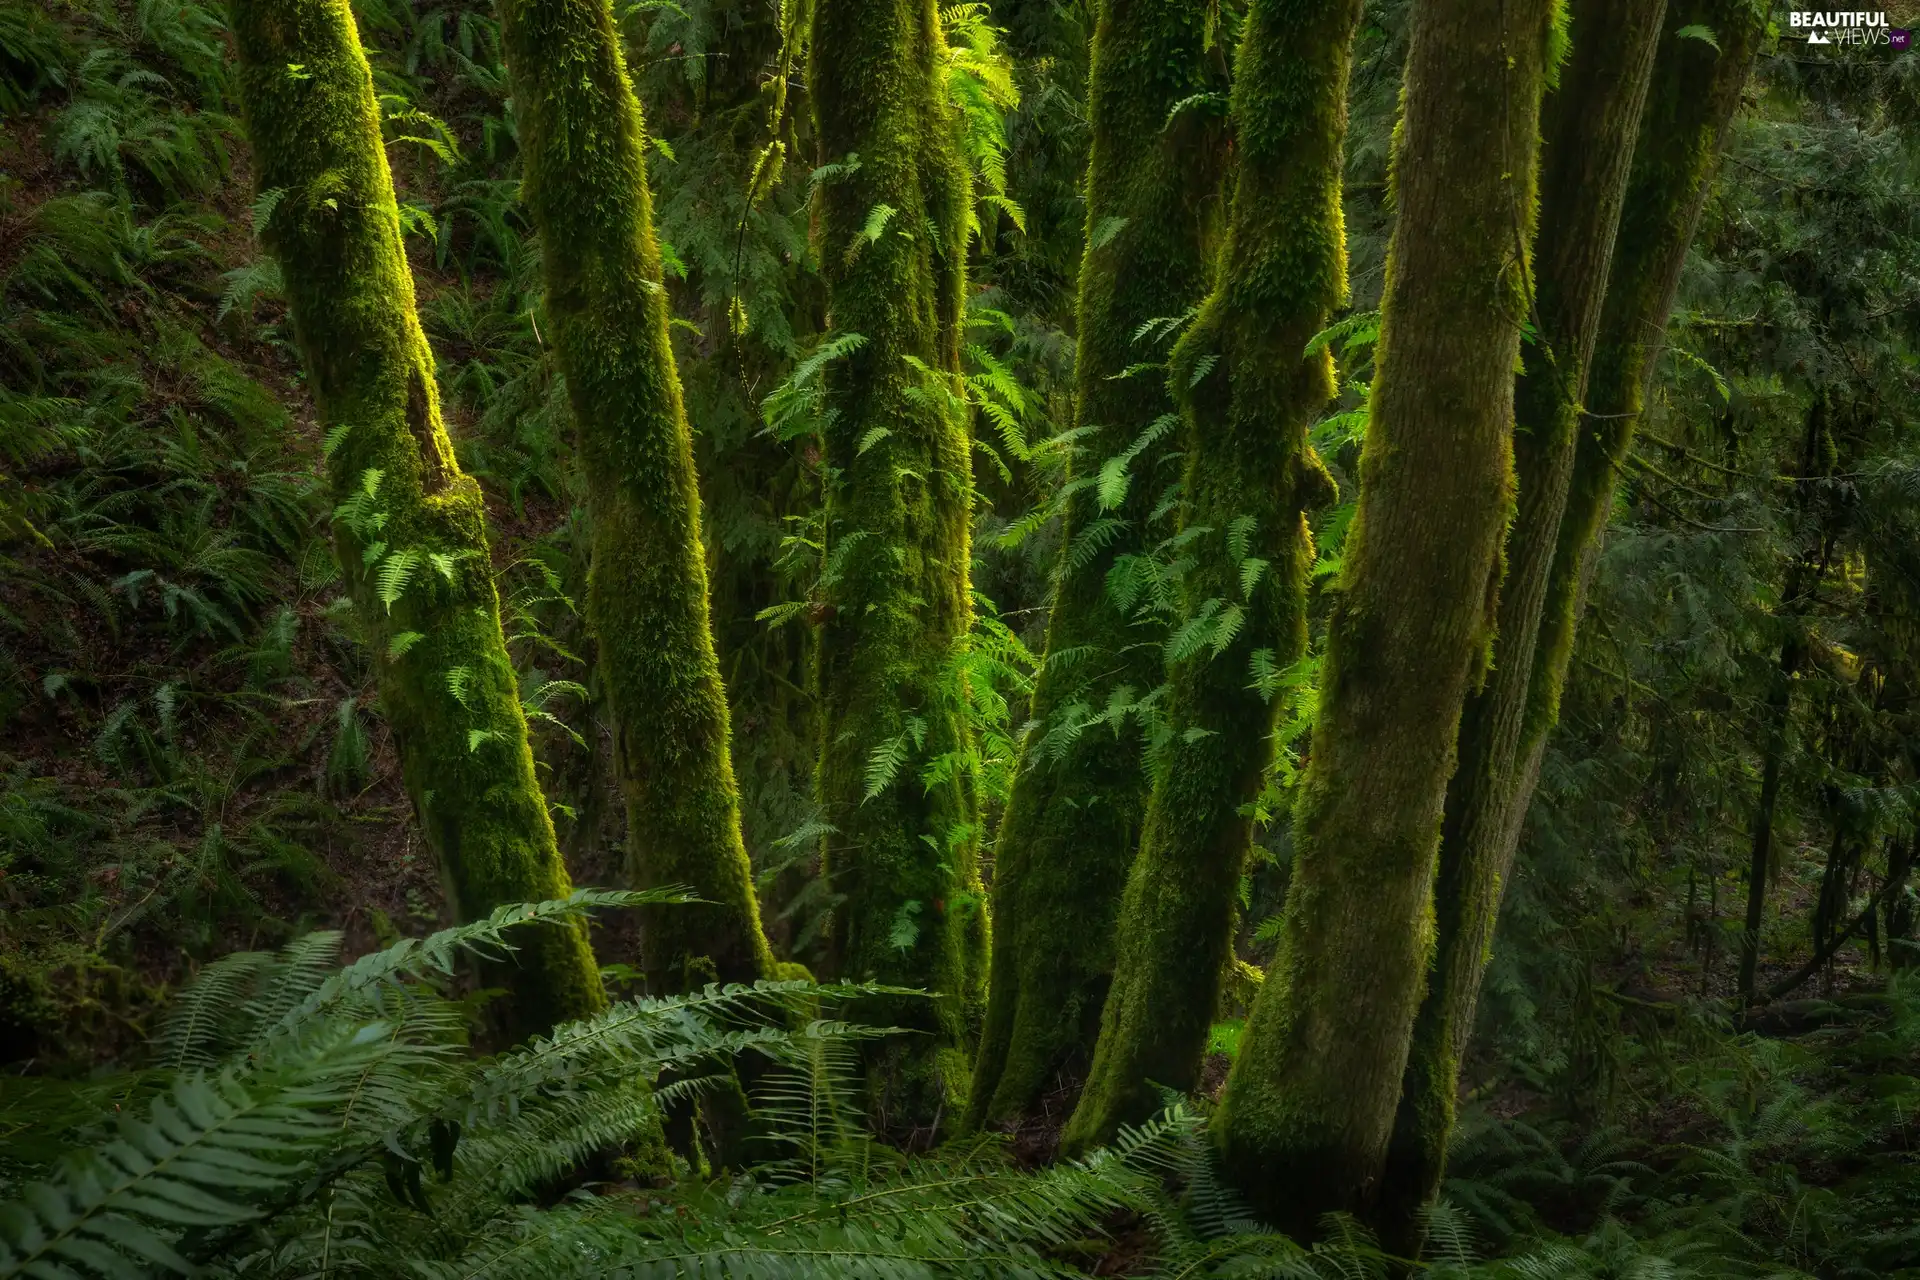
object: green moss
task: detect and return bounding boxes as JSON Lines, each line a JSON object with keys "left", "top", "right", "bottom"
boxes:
{"left": 1210, "top": 0, "right": 1557, "bottom": 1232}
{"left": 964, "top": 0, "right": 1226, "bottom": 1134}
{"left": 226, "top": 0, "right": 602, "bottom": 1039}
{"left": 1059, "top": 0, "right": 1356, "bottom": 1157}
{"left": 1529, "top": 0, "right": 1761, "bottom": 743}
{"left": 1372, "top": 0, "right": 1687, "bottom": 1243}
{"left": 498, "top": 0, "right": 775, "bottom": 992}
{"left": 809, "top": 0, "right": 984, "bottom": 1122}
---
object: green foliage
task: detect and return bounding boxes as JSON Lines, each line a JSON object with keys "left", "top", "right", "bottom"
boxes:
{"left": 6, "top": 897, "right": 1378, "bottom": 1280}
{"left": 0, "top": 2, "right": 70, "bottom": 115}
{"left": 0, "top": 30, "right": 355, "bottom": 1056}
{"left": 0, "top": 892, "right": 942, "bottom": 1279}
{"left": 6, "top": 0, "right": 1920, "bottom": 1273}
{"left": 940, "top": 3, "right": 1023, "bottom": 237}
{"left": 499, "top": 0, "right": 780, "bottom": 990}
{"left": 34, "top": 0, "right": 234, "bottom": 204}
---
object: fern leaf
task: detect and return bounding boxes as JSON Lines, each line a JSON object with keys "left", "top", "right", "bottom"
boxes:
{"left": 247, "top": 186, "right": 287, "bottom": 236}
{"left": 1226, "top": 514, "right": 1257, "bottom": 562}
{"left": 1088, "top": 215, "right": 1127, "bottom": 251}
{"left": 1239, "top": 556, "right": 1268, "bottom": 599}
{"left": 862, "top": 717, "right": 926, "bottom": 802}
{"left": 375, "top": 549, "right": 419, "bottom": 612}
{"left": 261, "top": 891, "right": 694, "bottom": 1048}
{"left": 1303, "top": 308, "right": 1382, "bottom": 358}
{"left": 1185, "top": 351, "right": 1220, "bottom": 388}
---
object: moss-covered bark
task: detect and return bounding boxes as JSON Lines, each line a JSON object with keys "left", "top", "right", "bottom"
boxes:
{"left": 498, "top": 0, "right": 776, "bottom": 992}
{"left": 1526, "top": 0, "right": 1759, "bottom": 749}
{"left": 227, "top": 0, "right": 602, "bottom": 1038}
{"left": 964, "top": 0, "right": 1225, "bottom": 1135}
{"left": 1368, "top": 0, "right": 1759, "bottom": 1234}
{"left": 1058, "top": 0, "right": 1358, "bottom": 1156}
{"left": 1211, "top": 0, "right": 1556, "bottom": 1230}
{"left": 1480, "top": 0, "right": 1757, "bottom": 1012}
{"left": 810, "top": 0, "right": 983, "bottom": 1120}
{"left": 1372, "top": 0, "right": 1670, "bottom": 1240}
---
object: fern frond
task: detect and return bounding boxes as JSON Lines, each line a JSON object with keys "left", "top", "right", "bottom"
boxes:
{"left": 863, "top": 718, "right": 927, "bottom": 801}
{"left": 0, "top": 1030, "right": 386, "bottom": 1279}
{"left": 376, "top": 548, "right": 420, "bottom": 611}
{"left": 261, "top": 891, "right": 692, "bottom": 1048}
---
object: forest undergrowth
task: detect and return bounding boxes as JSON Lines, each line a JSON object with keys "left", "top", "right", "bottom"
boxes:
{"left": 1, "top": 0, "right": 1917, "bottom": 1274}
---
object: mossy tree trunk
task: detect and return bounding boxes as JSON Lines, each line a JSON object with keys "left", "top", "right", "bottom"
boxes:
{"left": 227, "top": 0, "right": 603, "bottom": 1039}
{"left": 965, "top": 0, "right": 1226, "bottom": 1135}
{"left": 1371, "top": 0, "right": 1672, "bottom": 1240}
{"left": 1058, "top": 0, "right": 1359, "bottom": 1155}
{"left": 1211, "top": 0, "right": 1556, "bottom": 1230}
{"left": 810, "top": 0, "right": 984, "bottom": 1123}
{"left": 498, "top": 0, "right": 777, "bottom": 992}
{"left": 1369, "top": 5, "right": 1759, "bottom": 1212}
{"left": 1372, "top": 0, "right": 1761, "bottom": 1232}
{"left": 1524, "top": 0, "right": 1761, "bottom": 753}
{"left": 643, "top": 0, "right": 821, "bottom": 940}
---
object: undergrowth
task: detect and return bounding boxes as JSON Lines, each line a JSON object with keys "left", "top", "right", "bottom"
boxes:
{"left": 15, "top": 891, "right": 1905, "bottom": 1277}
{"left": 3, "top": 0, "right": 1918, "bottom": 1275}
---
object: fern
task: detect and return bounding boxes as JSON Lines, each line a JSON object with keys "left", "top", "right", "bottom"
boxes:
{"left": 375, "top": 548, "right": 421, "bottom": 612}
{"left": 2, "top": 890, "right": 1201, "bottom": 1278}
{"left": 845, "top": 202, "right": 897, "bottom": 262}
{"left": 0, "top": 1030, "right": 388, "bottom": 1279}
{"left": 1302, "top": 309, "right": 1381, "bottom": 359}
{"left": 214, "top": 257, "right": 283, "bottom": 324}
{"left": 323, "top": 695, "right": 372, "bottom": 795}
{"left": 1095, "top": 412, "right": 1179, "bottom": 512}
{"left": 940, "top": 4, "right": 1022, "bottom": 238}
{"left": 863, "top": 717, "right": 927, "bottom": 802}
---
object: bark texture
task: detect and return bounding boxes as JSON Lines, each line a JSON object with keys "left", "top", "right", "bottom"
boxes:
{"left": 1526, "top": 0, "right": 1761, "bottom": 744}
{"left": 499, "top": 0, "right": 776, "bottom": 991}
{"left": 1373, "top": 0, "right": 1669, "bottom": 1239}
{"left": 1059, "top": 0, "right": 1357, "bottom": 1155}
{"left": 1372, "top": 0, "right": 1761, "bottom": 1233}
{"left": 810, "top": 0, "right": 984, "bottom": 1120}
{"left": 227, "top": 0, "right": 602, "bottom": 1038}
{"left": 965, "top": 0, "right": 1225, "bottom": 1134}
{"left": 1212, "top": 0, "right": 1556, "bottom": 1230}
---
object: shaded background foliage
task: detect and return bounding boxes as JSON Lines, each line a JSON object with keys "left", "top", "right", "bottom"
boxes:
{"left": 2, "top": 0, "right": 1918, "bottom": 1273}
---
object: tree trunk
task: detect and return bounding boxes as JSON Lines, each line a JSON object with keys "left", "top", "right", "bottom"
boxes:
{"left": 227, "top": 0, "right": 603, "bottom": 1040}
{"left": 1886, "top": 835, "right": 1916, "bottom": 966}
{"left": 1211, "top": 0, "right": 1557, "bottom": 1231}
{"left": 810, "top": 0, "right": 984, "bottom": 1125}
{"left": 965, "top": 0, "right": 1226, "bottom": 1135}
{"left": 1367, "top": 0, "right": 1760, "bottom": 1230}
{"left": 1059, "top": 0, "right": 1359, "bottom": 1156}
{"left": 499, "top": 0, "right": 777, "bottom": 992}
{"left": 1524, "top": 0, "right": 1761, "bottom": 748}
{"left": 1738, "top": 398, "right": 1830, "bottom": 1000}
{"left": 1371, "top": 0, "right": 1669, "bottom": 1241}
{"left": 641, "top": 0, "right": 820, "bottom": 947}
